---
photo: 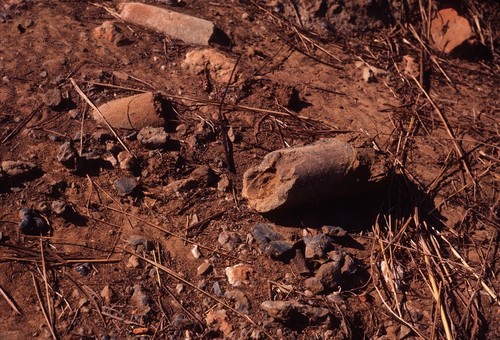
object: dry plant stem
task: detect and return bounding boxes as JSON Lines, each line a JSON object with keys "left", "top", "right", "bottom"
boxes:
{"left": 124, "top": 249, "right": 276, "bottom": 340}
{"left": 0, "top": 284, "right": 22, "bottom": 315}
{"left": 32, "top": 273, "right": 57, "bottom": 339}
{"left": 411, "top": 76, "right": 475, "bottom": 185}
{"left": 40, "top": 240, "right": 54, "bottom": 327}
{"left": 70, "top": 78, "right": 133, "bottom": 156}
{"left": 369, "top": 232, "right": 425, "bottom": 338}
{"left": 87, "top": 81, "right": 149, "bottom": 93}
{"left": 1, "top": 103, "right": 43, "bottom": 143}
{"left": 419, "top": 236, "right": 453, "bottom": 340}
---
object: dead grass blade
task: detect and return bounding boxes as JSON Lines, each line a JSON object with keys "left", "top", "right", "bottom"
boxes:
{"left": 0, "top": 284, "right": 22, "bottom": 315}
{"left": 32, "top": 273, "right": 57, "bottom": 339}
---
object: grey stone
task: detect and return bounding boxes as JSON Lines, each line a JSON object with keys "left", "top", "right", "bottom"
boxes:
{"left": 75, "top": 263, "right": 92, "bottom": 276}
{"left": 291, "top": 249, "right": 309, "bottom": 275}
{"left": 304, "top": 234, "right": 333, "bottom": 260}
{"left": 18, "top": 208, "right": 49, "bottom": 235}
{"left": 42, "top": 88, "right": 63, "bottom": 108}
{"left": 224, "top": 290, "right": 250, "bottom": 313}
{"left": 57, "top": 142, "right": 78, "bottom": 169}
{"left": 113, "top": 177, "right": 138, "bottom": 195}
{"left": 130, "top": 284, "right": 151, "bottom": 315}
{"left": 212, "top": 281, "right": 223, "bottom": 297}
{"left": 315, "top": 261, "right": 342, "bottom": 290}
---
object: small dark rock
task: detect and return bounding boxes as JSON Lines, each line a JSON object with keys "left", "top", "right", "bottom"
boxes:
{"left": 315, "top": 261, "right": 342, "bottom": 290}
{"left": 113, "top": 177, "right": 138, "bottom": 195}
{"left": 75, "top": 263, "right": 92, "bottom": 276}
{"left": 225, "top": 290, "right": 250, "bottom": 313}
{"left": 303, "top": 234, "right": 333, "bottom": 260}
{"left": 18, "top": 208, "right": 50, "bottom": 235}
{"left": 218, "top": 231, "right": 241, "bottom": 251}
{"left": 261, "top": 300, "right": 331, "bottom": 326}
{"left": 212, "top": 281, "right": 223, "bottom": 297}
{"left": 291, "top": 249, "right": 309, "bottom": 275}
{"left": 137, "top": 126, "right": 169, "bottom": 149}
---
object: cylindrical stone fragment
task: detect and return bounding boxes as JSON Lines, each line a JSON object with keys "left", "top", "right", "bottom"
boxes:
{"left": 91, "top": 92, "right": 165, "bottom": 130}
{"left": 119, "top": 2, "right": 216, "bottom": 46}
{"left": 242, "top": 139, "right": 371, "bottom": 213}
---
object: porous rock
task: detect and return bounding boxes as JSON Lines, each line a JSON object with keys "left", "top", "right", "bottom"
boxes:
{"left": 182, "top": 49, "right": 239, "bottom": 84}
{"left": 242, "top": 139, "right": 371, "bottom": 213}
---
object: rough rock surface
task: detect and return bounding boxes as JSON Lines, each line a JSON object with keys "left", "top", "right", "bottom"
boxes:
{"left": 182, "top": 49, "right": 239, "bottom": 84}
{"left": 431, "top": 8, "right": 474, "bottom": 54}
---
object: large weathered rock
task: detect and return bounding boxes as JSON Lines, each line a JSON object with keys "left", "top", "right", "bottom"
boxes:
{"left": 90, "top": 92, "right": 166, "bottom": 130}
{"left": 431, "top": 8, "right": 474, "bottom": 54}
{"left": 119, "top": 2, "right": 217, "bottom": 46}
{"left": 261, "top": 300, "right": 331, "bottom": 325}
{"left": 242, "top": 139, "right": 371, "bottom": 213}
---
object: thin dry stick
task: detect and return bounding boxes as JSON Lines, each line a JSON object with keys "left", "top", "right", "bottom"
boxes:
{"left": 32, "top": 273, "right": 57, "bottom": 339}
{"left": 40, "top": 239, "right": 54, "bottom": 327}
{"left": 411, "top": 76, "right": 475, "bottom": 184}
{"left": 0, "top": 284, "right": 22, "bottom": 315}
{"left": 419, "top": 236, "right": 453, "bottom": 340}
{"left": 70, "top": 78, "right": 133, "bottom": 156}
{"left": 124, "top": 249, "right": 276, "bottom": 340}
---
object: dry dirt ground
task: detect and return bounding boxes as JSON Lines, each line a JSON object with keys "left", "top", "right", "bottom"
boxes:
{"left": 0, "top": 0, "right": 498, "bottom": 339}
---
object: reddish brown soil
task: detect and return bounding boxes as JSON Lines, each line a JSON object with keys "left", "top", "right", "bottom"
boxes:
{"left": 0, "top": 1, "right": 498, "bottom": 339}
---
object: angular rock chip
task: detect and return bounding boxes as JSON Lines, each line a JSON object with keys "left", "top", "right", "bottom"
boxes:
{"left": 113, "top": 177, "right": 139, "bottom": 195}
{"left": 1, "top": 160, "right": 38, "bottom": 179}
{"left": 182, "top": 49, "right": 239, "bottom": 83}
{"left": 137, "top": 126, "right": 169, "bottom": 149}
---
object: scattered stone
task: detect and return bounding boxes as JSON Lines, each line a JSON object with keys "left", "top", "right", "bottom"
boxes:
{"left": 42, "top": 88, "right": 63, "bottom": 109}
{"left": 175, "top": 283, "right": 184, "bottom": 294}
{"left": 57, "top": 142, "right": 78, "bottom": 169}
{"left": 137, "top": 126, "right": 169, "bottom": 149}
{"left": 341, "top": 254, "right": 357, "bottom": 276}
{"left": 130, "top": 284, "right": 151, "bottom": 315}
{"left": 218, "top": 231, "right": 241, "bottom": 251}
{"left": 182, "top": 49, "right": 239, "bottom": 84}
{"left": 18, "top": 208, "right": 50, "bottom": 235}
{"left": 205, "top": 309, "right": 233, "bottom": 338}
{"left": 92, "top": 21, "right": 129, "bottom": 46}
{"left": 100, "top": 285, "right": 115, "bottom": 304}
{"left": 217, "top": 174, "right": 230, "bottom": 192}
{"left": 291, "top": 249, "right": 309, "bottom": 276}
{"left": 127, "top": 255, "right": 140, "bottom": 268}
{"left": 242, "top": 139, "right": 372, "bottom": 212}
{"left": 92, "top": 130, "right": 114, "bottom": 143}
{"left": 252, "top": 223, "right": 294, "bottom": 259}
{"left": 51, "top": 200, "right": 69, "bottom": 215}
{"left": 113, "top": 177, "right": 138, "bottom": 195}
{"left": 119, "top": 3, "right": 220, "bottom": 46}
{"left": 166, "top": 165, "right": 215, "bottom": 193}
{"left": 172, "top": 313, "right": 194, "bottom": 330}
{"left": 191, "top": 245, "right": 201, "bottom": 259}
{"left": 380, "top": 260, "right": 404, "bottom": 290}
{"left": 402, "top": 55, "right": 419, "bottom": 78}
{"left": 132, "top": 328, "right": 150, "bottom": 336}
{"left": 224, "top": 290, "right": 250, "bottom": 313}
{"left": 90, "top": 92, "right": 167, "bottom": 130}
{"left": 431, "top": 8, "right": 474, "bottom": 54}
{"left": 212, "top": 281, "right": 223, "bottom": 297}
{"left": 304, "top": 234, "right": 333, "bottom": 260}
{"left": 315, "top": 261, "right": 342, "bottom": 290}
{"left": 197, "top": 261, "right": 212, "bottom": 276}
{"left": 225, "top": 264, "right": 253, "bottom": 287}
{"left": 1, "top": 160, "right": 38, "bottom": 179}
{"left": 304, "top": 277, "right": 324, "bottom": 295}
{"left": 117, "top": 151, "right": 135, "bottom": 171}
{"left": 322, "top": 225, "right": 347, "bottom": 238}
{"left": 260, "top": 300, "right": 331, "bottom": 325}
{"left": 75, "top": 263, "right": 92, "bottom": 276}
